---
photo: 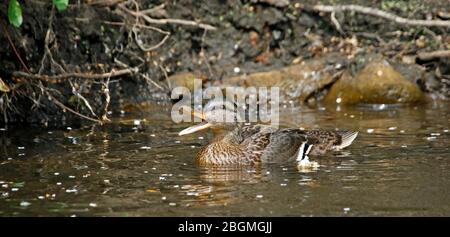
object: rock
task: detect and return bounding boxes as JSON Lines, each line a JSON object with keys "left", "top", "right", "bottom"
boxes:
{"left": 220, "top": 58, "right": 340, "bottom": 102}
{"left": 325, "top": 60, "right": 424, "bottom": 105}
{"left": 166, "top": 72, "right": 199, "bottom": 91}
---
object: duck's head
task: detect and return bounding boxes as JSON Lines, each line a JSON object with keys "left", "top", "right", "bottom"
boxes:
{"left": 178, "top": 99, "right": 242, "bottom": 136}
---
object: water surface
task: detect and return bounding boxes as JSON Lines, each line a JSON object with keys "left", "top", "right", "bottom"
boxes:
{"left": 0, "top": 102, "right": 449, "bottom": 216}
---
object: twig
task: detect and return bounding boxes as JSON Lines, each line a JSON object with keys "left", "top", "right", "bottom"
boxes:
{"left": 101, "top": 76, "right": 111, "bottom": 122}
{"left": 12, "top": 68, "right": 139, "bottom": 83}
{"left": 417, "top": 50, "right": 450, "bottom": 61}
{"left": 159, "top": 65, "right": 171, "bottom": 90}
{"left": 139, "top": 3, "right": 165, "bottom": 15}
{"left": 0, "top": 21, "right": 31, "bottom": 73}
{"left": 355, "top": 32, "right": 385, "bottom": 44}
{"left": 117, "top": 4, "right": 217, "bottom": 31}
{"left": 68, "top": 80, "right": 97, "bottom": 117}
{"left": 46, "top": 91, "right": 103, "bottom": 124}
{"left": 330, "top": 11, "right": 344, "bottom": 35}
{"left": 132, "top": 27, "right": 170, "bottom": 52}
{"left": 140, "top": 73, "right": 165, "bottom": 91}
{"left": 312, "top": 4, "right": 450, "bottom": 28}
{"left": 124, "top": 1, "right": 171, "bottom": 52}
{"left": 200, "top": 28, "right": 213, "bottom": 78}
{"left": 87, "top": 0, "right": 126, "bottom": 6}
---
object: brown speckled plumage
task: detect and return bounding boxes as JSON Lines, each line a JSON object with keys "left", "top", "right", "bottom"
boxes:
{"left": 178, "top": 100, "right": 358, "bottom": 166}
{"left": 194, "top": 124, "right": 357, "bottom": 166}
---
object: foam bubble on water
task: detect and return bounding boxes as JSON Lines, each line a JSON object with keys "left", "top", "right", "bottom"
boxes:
{"left": 187, "top": 192, "right": 198, "bottom": 196}
{"left": 20, "top": 201, "right": 31, "bottom": 207}
{"left": 388, "top": 127, "right": 397, "bottom": 131}
{"left": 89, "top": 203, "right": 98, "bottom": 208}
{"left": 367, "top": 128, "right": 374, "bottom": 133}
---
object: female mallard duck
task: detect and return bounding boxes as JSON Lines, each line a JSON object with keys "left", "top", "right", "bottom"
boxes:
{"left": 178, "top": 100, "right": 358, "bottom": 167}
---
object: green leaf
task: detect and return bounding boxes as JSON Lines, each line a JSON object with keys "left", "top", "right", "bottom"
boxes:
{"left": 8, "top": 0, "right": 23, "bottom": 28}
{"left": 53, "top": 0, "right": 69, "bottom": 11}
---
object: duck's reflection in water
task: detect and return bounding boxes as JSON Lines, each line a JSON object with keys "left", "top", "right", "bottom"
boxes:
{"left": 175, "top": 163, "right": 321, "bottom": 207}
{"left": 198, "top": 166, "right": 267, "bottom": 184}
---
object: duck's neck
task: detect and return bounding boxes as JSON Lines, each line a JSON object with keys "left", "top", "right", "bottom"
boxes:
{"left": 211, "top": 126, "right": 242, "bottom": 144}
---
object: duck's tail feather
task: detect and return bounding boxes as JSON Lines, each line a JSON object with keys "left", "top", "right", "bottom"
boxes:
{"left": 334, "top": 131, "right": 358, "bottom": 150}
{"left": 296, "top": 142, "right": 313, "bottom": 161}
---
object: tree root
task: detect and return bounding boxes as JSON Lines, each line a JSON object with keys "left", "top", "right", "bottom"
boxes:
{"left": 312, "top": 4, "right": 450, "bottom": 28}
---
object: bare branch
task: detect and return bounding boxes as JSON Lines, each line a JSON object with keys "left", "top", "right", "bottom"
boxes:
{"left": 87, "top": 0, "right": 126, "bottom": 7}
{"left": 418, "top": 50, "right": 450, "bottom": 61}
{"left": 46, "top": 91, "right": 103, "bottom": 124}
{"left": 118, "top": 4, "right": 217, "bottom": 31}
{"left": 140, "top": 74, "right": 165, "bottom": 91}
{"left": 330, "top": 11, "right": 344, "bottom": 35}
{"left": 312, "top": 4, "right": 450, "bottom": 28}
{"left": 132, "top": 27, "right": 171, "bottom": 52}
{"left": 12, "top": 68, "right": 139, "bottom": 83}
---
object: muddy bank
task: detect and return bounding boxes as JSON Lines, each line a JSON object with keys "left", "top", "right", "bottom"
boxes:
{"left": 0, "top": 0, "right": 449, "bottom": 127}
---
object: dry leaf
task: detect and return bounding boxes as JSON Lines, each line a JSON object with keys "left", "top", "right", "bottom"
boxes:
{"left": 0, "top": 78, "right": 11, "bottom": 92}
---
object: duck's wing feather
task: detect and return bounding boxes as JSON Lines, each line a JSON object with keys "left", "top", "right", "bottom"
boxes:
{"left": 305, "top": 130, "right": 358, "bottom": 155}
{"left": 243, "top": 128, "right": 308, "bottom": 162}
{"left": 334, "top": 131, "right": 359, "bottom": 150}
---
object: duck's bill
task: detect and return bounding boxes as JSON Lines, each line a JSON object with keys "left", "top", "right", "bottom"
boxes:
{"left": 178, "top": 121, "right": 211, "bottom": 136}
